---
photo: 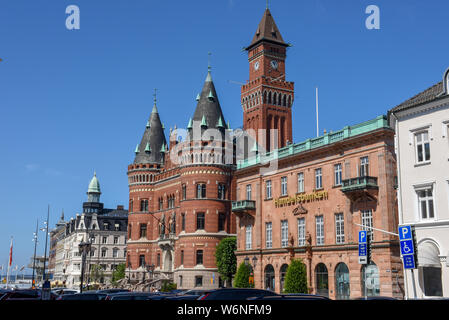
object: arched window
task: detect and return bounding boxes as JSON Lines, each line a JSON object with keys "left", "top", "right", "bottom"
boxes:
{"left": 273, "top": 92, "right": 277, "bottom": 105}
{"left": 335, "top": 263, "right": 350, "bottom": 299}
{"left": 361, "top": 262, "right": 380, "bottom": 297}
{"left": 264, "top": 264, "right": 275, "bottom": 291}
{"left": 418, "top": 241, "right": 443, "bottom": 297}
{"left": 283, "top": 95, "right": 287, "bottom": 106}
{"left": 268, "top": 92, "right": 272, "bottom": 104}
{"left": 315, "top": 263, "right": 329, "bottom": 297}
{"left": 288, "top": 95, "right": 292, "bottom": 108}
{"left": 280, "top": 264, "right": 289, "bottom": 292}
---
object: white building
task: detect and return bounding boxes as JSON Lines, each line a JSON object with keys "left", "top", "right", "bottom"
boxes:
{"left": 389, "top": 67, "right": 449, "bottom": 298}
{"left": 52, "top": 173, "right": 128, "bottom": 289}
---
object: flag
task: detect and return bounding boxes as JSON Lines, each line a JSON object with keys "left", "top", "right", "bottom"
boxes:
{"left": 20, "top": 266, "right": 25, "bottom": 271}
{"left": 8, "top": 238, "right": 13, "bottom": 266}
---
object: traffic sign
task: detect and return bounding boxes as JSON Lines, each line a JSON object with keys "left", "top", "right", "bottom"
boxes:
{"left": 398, "top": 225, "right": 412, "bottom": 241}
{"left": 400, "top": 239, "right": 415, "bottom": 256}
{"left": 358, "top": 231, "right": 368, "bottom": 264}
{"left": 359, "top": 231, "right": 367, "bottom": 244}
{"left": 403, "top": 255, "right": 416, "bottom": 269}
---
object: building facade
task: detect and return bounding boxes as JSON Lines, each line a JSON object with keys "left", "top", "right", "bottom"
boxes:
{"left": 52, "top": 173, "right": 128, "bottom": 289}
{"left": 231, "top": 9, "right": 403, "bottom": 299}
{"left": 389, "top": 68, "right": 449, "bottom": 298}
{"left": 126, "top": 71, "right": 236, "bottom": 289}
{"left": 48, "top": 212, "right": 66, "bottom": 284}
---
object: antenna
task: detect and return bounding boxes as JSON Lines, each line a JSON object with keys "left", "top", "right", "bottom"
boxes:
{"left": 316, "top": 87, "right": 319, "bottom": 137}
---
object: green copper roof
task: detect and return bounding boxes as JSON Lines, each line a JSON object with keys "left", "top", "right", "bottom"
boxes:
{"left": 135, "top": 144, "right": 140, "bottom": 154}
{"left": 146, "top": 120, "right": 151, "bottom": 129}
{"left": 227, "top": 121, "right": 231, "bottom": 130}
{"left": 145, "top": 142, "right": 151, "bottom": 153}
{"left": 216, "top": 116, "right": 224, "bottom": 128}
{"left": 196, "top": 93, "right": 200, "bottom": 101}
{"left": 237, "top": 115, "right": 391, "bottom": 170}
{"left": 87, "top": 172, "right": 101, "bottom": 194}
{"left": 187, "top": 118, "right": 193, "bottom": 129}
{"left": 208, "top": 90, "right": 215, "bottom": 100}
{"left": 160, "top": 143, "right": 167, "bottom": 153}
{"left": 201, "top": 115, "right": 208, "bottom": 127}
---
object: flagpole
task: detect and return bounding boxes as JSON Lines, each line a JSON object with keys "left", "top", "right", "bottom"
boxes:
{"left": 6, "top": 237, "right": 13, "bottom": 289}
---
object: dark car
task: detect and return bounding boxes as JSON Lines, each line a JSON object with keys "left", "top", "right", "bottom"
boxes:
{"left": 57, "top": 292, "right": 108, "bottom": 300}
{"left": 178, "top": 289, "right": 211, "bottom": 296}
{"left": 105, "top": 292, "right": 159, "bottom": 301}
{"left": 0, "top": 289, "right": 58, "bottom": 301}
{"left": 248, "top": 293, "right": 331, "bottom": 300}
{"left": 96, "top": 288, "right": 130, "bottom": 294}
{"left": 198, "top": 288, "right": 279, "bottom": 300}
{"left": 165, "top": 294, "right": 203, "bottom": 300}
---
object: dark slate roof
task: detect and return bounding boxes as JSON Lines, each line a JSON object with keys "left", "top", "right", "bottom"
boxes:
{"left": 134, "top": 102, "right": 167, "bottom": 165}
{"left": 246, "top": 8, "right": 288, "bottom": 50}
{"left": 189, "top": 70, "right": 227, "bottom": 137}
{"left": 390, "top": 81, "right": 445, "bottom": 113}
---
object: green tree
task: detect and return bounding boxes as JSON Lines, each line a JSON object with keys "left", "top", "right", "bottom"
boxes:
{"left": 234, "top": 262, "right": 254, "bottom": 288}
{"left": 161, "top": 281, "right": 177, "bottom": 292}
{"left": 111, "top": 263, "right": 126, "bottom": 285}
{"left": 89, "top": 264, "right": 104, "bottom": 284}
{"left": 214, "top": 237, "right": 237, "bottom": 287}
{"left": 283, "top": 258, "right": 308, "bottom": 293}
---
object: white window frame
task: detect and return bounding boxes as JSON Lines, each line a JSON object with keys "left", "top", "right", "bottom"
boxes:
{"left": 315, "top": 215, "right": 324, "bottom": 245}
{"left": 266, "top": 180, "right": 272, "bottom": 199}
{"left": 361, "top": 209, "right": 374, "bottom": 240}
{"left": 360, "top": 157, "right": 369, "bottom": 177}
{"left": 414, "top": 130, "right": 431, "bottom": 164}
{"left": 266, "top": 222, "right": 272, "bottom": 249}
{"left": 335, "top": 213, "right": 345, "bottom": 244}
{"left": 246, "top": 184, "right": 252, "bottom": 200}
{"left": 334, "top": 163, "right": 342, "bottom": 186}
{"left": 281, "top": 220, "right": 289, "bottom": 247}
{"left": 281, "top": 176, "right": 288, "bottom": 196}
{"left": 414, "top": 183, "right": 435, "bottom": 221}
{"left": 245, "top": 225, "right": 252, "bottom": 250}
{"left": 315, "top": 168, "right": 322, "bottom": 189}
{"left": 297, "top": 218, "right": 305, "bottom": 246}
{"left": 297, "top": 172, "right": 304, "bottom": 193}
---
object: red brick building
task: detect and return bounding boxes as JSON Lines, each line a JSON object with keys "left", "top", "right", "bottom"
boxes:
{"left": 126, "top": 70, "right": 236, "bottom": 289}
{"left": 232, "top": 9, "right": 403, "bottom": 299}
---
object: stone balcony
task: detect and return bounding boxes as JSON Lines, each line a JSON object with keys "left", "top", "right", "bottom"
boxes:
{"left": 231, "top": 200, "right": 256, "bottom": 218}
{"left": 341, "top": 176, "right": 379, "bottom": 202}
{"left": 158, "top": 233, "right": 176, "bottom": 250}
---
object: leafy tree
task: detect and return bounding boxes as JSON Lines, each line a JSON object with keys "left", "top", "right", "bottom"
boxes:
{"left": 214, "top": 237, "right": 237, "bottom": 287}
{"left": 234, "top": 262, "right": 254, "bottom": 288}
{"left": 89, "top": 264, "right": 104, "bottom": 284}
{"left": 283, "top": 258, "right": 308, "bottom": 293}
{"left": 161, "top": 281, "right": 177, "bottom": 292}
{"left": 111, "top": 263, "right": 126, "bottom": 285}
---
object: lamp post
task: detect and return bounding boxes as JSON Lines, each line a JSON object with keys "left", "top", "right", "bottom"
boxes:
{"left": 31, "top": 219, "right": 39, "bottom": 289}
{"left": 40, "top": 206, "right": 50, "bottom": 282}
{"left": 78, "top": 237, "right": 92, "bottom": 293}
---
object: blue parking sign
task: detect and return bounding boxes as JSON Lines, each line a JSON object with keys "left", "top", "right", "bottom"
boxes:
{"left": 359, "top": 243, "right": 367, "bottom": 256}
{"left": 403, "top": 255, "right": 416, "bottom": 269}
{"left": 400, "top": 239, "right": 415, "bottom": 256}
{"left": 359, "top": 231, "right": 367, "bottom": 244}
{"left": 398, "top": 225, "right": 412, "bottom": 241}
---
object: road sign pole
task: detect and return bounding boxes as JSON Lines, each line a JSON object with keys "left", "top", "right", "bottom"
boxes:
{"left": 410, "top": 269, "right": 417, "bottom": 299}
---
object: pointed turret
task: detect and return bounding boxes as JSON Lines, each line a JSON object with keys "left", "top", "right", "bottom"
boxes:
{"left": 87, "top": 172, "right": 101, "bottom": 203}
{"left": 189, "top": 68, "right": 227, "bottom": 137}
{"left": 246, "top": 8, "right": 288, "bottom": 51}
{"left": 134, "top": 93, "right": 167, "bottom": 165}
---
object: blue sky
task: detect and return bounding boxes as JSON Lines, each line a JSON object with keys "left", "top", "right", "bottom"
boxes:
{"left": 0, "top": 0, "right": 448, "bottom": 272}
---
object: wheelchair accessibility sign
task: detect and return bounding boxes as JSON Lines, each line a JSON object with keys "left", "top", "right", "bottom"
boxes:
{"left": 400, "top": 239, "right": 415, "bottom": 256}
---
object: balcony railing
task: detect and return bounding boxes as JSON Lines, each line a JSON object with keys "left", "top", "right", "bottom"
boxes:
{"left": 341, "top": 176, "right": 378, "bottom": 192}
{"left": 232, "top": 200, "right": 256, "bottom": 212}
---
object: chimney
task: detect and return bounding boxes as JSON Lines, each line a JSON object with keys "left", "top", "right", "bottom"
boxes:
{"left": 117, "top": 205, "right": 124, "bottom": 210}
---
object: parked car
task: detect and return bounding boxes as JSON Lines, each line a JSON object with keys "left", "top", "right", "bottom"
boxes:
{"left": 0, "top": 289, "right": 58, "bottom": 300}
{"left": 352, "top": 296, "right": 397, "bottom": 300}
{"left": 248, "top": 293, "right": 331, "bottom": 300}
{"left": 198, "top": 288, "right": 279, "bottom": 300}
{"left": 178, "top": 289, "right": 211, "bottom": 296}
{"left": 105, "top": 292, "right": 159, "bottom": 300}
{"left": 96, "top": 288, "right": 130, "bottom": 294}
{"left": 52, "top": 288, "right": 79, "bottom": 296}
{"left": 57, "top": 292, "right": 108, "bottom": 300}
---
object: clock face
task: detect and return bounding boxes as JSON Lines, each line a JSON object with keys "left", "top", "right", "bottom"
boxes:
{"left": 270, "top": 60, "right": 278, "bottom": 70}
{"left": 254, "top": 61, "right": 260, "bottom": 71}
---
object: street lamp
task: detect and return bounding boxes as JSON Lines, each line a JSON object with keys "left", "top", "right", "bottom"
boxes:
{"left": 244, "top": 256, "right": 250, "bottom": 266}
{"left": 31, "top": 219, "right": 39, "bottom": 289}
{"left": 78, "top": 237, "right": 92, "bottom": 293}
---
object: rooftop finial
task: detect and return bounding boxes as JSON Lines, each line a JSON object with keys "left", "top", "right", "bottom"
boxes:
{"left": 266, "top": 0, "right": 269, "bottom": 9}
{"left": 208, "top": 52, "right": 212, "bottom": 72}
{"left": 153, "top": 88, "right": 157, "bottom": 105}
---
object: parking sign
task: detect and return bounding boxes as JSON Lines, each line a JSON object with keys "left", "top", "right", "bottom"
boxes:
{"left": 398, "top": 225, "right": 417, "bottom": 270}
{"left": 358, "top": 231, "right": 368, "bottom": 264}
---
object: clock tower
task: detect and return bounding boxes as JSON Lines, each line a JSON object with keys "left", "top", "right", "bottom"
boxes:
{"left": 241, "top": 8, "right": 294, "bottom": 152}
